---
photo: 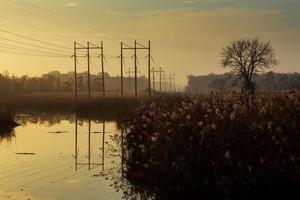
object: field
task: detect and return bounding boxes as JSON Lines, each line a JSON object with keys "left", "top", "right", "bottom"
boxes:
{"left": 118, "top": 91, "right": 300, "bottom": 199}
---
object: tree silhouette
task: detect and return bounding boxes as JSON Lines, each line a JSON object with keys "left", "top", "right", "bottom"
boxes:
{"left": 221, "top": 38, "right": 278, "bottom": 92}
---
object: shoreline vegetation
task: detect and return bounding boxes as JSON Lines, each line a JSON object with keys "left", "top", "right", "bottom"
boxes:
{"left": 0, "top": 108, "right": 19, "bottom": 142}
{"left": 0, "top": 93, "right": 186, "bottom": 112}
{"left": 119, "top": 91, "right": 300, "bottom": 199}
{"left": 0, "top": 109, "right": 19, "bottom": 128}
{"left": 0, "top": 94, "right": 188, "bottom": 124}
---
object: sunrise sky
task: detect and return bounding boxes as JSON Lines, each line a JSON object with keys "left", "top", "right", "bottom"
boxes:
{"left": 0, "top": 0, "right": 299, "bottom": 85}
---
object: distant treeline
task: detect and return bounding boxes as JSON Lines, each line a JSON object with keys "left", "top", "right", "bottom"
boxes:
{"left": 187, "top": 72, "right": 300, "bottom": 94}
{"left": 0, "top": 71, "right": 149, "bottom": 96}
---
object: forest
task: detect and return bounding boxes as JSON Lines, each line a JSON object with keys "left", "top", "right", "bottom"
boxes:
{"left": 0, "top": 71, "right": 149, "bottom": 96}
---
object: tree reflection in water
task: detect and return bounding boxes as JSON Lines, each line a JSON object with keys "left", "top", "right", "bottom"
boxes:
{"left": 0, "top": 127, "right": 16, "bottom": 143}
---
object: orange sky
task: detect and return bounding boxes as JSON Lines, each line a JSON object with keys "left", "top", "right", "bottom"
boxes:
{"left": 0, "top": 0, "right": 299, "bottom": 86}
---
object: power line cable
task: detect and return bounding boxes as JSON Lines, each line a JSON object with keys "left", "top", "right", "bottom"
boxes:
{"left": 0, "top": 42, "right": 70, "bottom": 56}
{"left": 0, "top": 29, "right": 72, "bottom": 50}
{"left": 0, "top": 50, "right": 69, "bottom": 58}
{"left": 0, "top": 35, "right": 71, "bottom": 54}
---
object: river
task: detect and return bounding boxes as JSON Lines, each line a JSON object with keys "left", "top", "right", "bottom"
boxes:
{"left": 0, "top": 112, "right": 123, "bottom": 200}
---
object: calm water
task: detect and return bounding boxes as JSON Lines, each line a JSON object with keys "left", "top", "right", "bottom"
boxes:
{"left": 0, "top": 113, "right": 123, "bottom": 200}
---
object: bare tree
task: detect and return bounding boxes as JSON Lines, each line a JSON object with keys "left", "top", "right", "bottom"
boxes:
{"left": 221, "top": 38, "right": 278, "bottom": 92}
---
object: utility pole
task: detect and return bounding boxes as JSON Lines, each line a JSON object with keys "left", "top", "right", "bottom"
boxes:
{"left": 102, "top": 121, "right": 105, "bottom": 171}
{"left": 151, "top": 68, "right": 155, "bottom": 91}
{"left": 74, "top": 117, "right": 105, "bottom": 171}
{"left": 74, "top": 42, "right": 77, "bottom": 100}
{"left": 148, "top": 40, "right": 151, "bottom": 97}
{"left": 121, "top": 40, "right": 151, "bottom": 99}
{"left": 163, "top": 71, "right": 167, "bottom": 92}
{"left": 159, "top": 68, "right": 162, "bottom": 93}
{"left": 120, "top": 42, "right": 124, "bottom": 97}
{"left": 126, "top": 68, "right": 142, "bottom": 96}
{"left": 75, "top": 114, "right": 78, "bottom": 171}
{"left": 100, "top": 41, "right": 105, "bottom": 97}
{"left": 168, "top": 74, "right": 176, "bottom": 93}
{"left": 126, "top": 68, "right": 132, "bottom": 95}
{"left": 88, "top": 119, "right": 91, "bottom": 170}
{"left": 151, "top": 67, "right": 161, "bottom": 92}
{"left": 74, "top": 42, "right": 104, "bottom": 99}
{"left": 87, "top": 42, "right": 91, "bottom": 99}
{"left": 159, "top": 68, "right": 163, "bottom": 93}
{"left": 121, "top": 42, "right": 136, "bottom": 98}
{"left": 172, "top": 74, "right": 176, "bottom": 93}
{"left": 134, "top": 40, "right": 137, "bottom": 99}
{"left": 169, "top": 74, "right": 173, "bottom": 93}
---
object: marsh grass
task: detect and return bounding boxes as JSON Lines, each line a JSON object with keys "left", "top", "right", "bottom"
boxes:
{"left": 120, "top": 91, "right": 300, "bottom": 200}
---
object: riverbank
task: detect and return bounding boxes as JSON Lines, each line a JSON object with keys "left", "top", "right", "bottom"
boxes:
{"left": 1, "top": 94, "right": 186, "bottom": 111}
{"left": 0, "top": 94, "right": 188, "bottom": 123}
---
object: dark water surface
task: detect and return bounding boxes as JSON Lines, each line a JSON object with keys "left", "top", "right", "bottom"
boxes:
{"left": 0, "top": 113, "right": 123, "bottom": 200}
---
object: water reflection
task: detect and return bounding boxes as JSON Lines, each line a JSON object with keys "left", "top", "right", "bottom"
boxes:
{"left": 74, "top": 117, "right": 106, "bottom": 172}
{"left": 15, "top": 111, "right": 124, "bottom": 127}
{"left": 0, "top": 111, "right": 18, "bottom": 143}
{"left": 0, "top": 127, "right": 15, "bottom": 143}
{"left": 15, "top": 112, "right": 74, "bottom": 126}
{"left": 0, "top": 113, "right": 123, "bottom": 200}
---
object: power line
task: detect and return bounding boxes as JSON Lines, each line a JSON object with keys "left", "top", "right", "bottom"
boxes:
{"left": 0, "top": 35, "right": 71, "bottom": 54}
{"left": 121, "top": 40, "right": 151, "bottom": 98}
{"left": 0, "top": 50, "right": 69, "bottom": 58}
{"left": 0, "top": 46, "right": 69, "bottom": 57}
{"left": 0, "top": 29, "right": 72, "bottom": 50}
{"left": 0, "top": 42, "right": 70, "bottom": 56}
